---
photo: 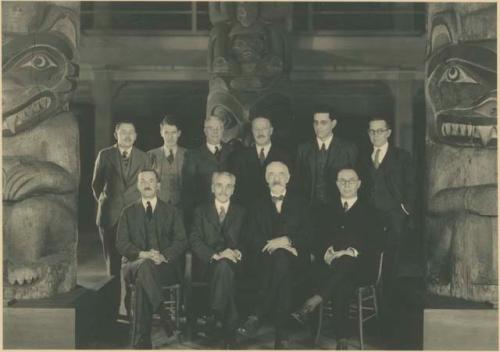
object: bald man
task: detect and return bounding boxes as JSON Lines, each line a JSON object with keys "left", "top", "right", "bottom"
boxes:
{"left": 183, "top": 116, "right": 235, "bottom": 221}
{"left": 229, "top": 116, "right": 292, "bottom": 207}
{"left": 240, "top": 161, "right": 311, "bottom": 349}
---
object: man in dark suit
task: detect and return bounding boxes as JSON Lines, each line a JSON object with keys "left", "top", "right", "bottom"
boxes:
{"left": 183, "top": 115, "right": 234, "bottom": 221}
{"left": 240, "top": 161, "right": 310, "bottom": 349}
{"left": 190, "top": 171, "right": 245, "bottom": 348}
{"left": 294, "top": 107, "right": 358, "bottom": 208}
{"left": 116, "top": 169, "right": 187, "bottom": 348}
{"left": 230, "top": 116, "right": 291, "bottom": 206}
{"left": 357, "top": 117, "right": 416, "bottom": 347}
{"left": 148, "top": 115, "right": 190, "bottom": 207}
{"left": 92, "top": 121, "right": 150, "bottom": 320}
{"left": 292, "top": 168, "right": 380, "bottom": 350}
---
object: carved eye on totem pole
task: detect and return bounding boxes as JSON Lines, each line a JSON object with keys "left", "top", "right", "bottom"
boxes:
{"left": 426, "top": 12, "right": 497, "bottom": 149}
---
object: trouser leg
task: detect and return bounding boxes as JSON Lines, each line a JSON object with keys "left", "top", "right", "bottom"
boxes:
{"left": 210, "top": 259, "right": 238, "bottom": 334}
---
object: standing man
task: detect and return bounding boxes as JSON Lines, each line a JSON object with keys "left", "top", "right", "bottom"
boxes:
{"left": 148, "top": 115, "right": 189, "bottom": 207}
{"left": 190, "top": 171, "right": 245, "bottom": 348}
{"left": 292, "top": 168, "right": 380, "bottom": 350}
{"left": 240, "top": 161, "right": 310, "bottom": 349}
{"left": 92, "top": 121, "right": 150, "bottom": 320}
{"left": 116, "top": 169, "right": 187, "bottom": 348}
{"left": 358, "top": 117, "right": 416, "bottom": 348}
{"left": 294, "top": 107, "right": 358, "bottom": 208}
{"left": 183, "top": 115, "right": 234, "bottom": 219}
{"left": 230, "top": 116, "right": 291, "bottom": 206}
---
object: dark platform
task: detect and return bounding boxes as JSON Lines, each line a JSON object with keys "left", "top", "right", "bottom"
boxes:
{"left": 4, "top": 275, "right": 115, "bottom": 349}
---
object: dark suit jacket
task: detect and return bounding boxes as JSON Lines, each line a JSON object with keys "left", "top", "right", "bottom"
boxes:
{"left": 293, "top": 137, "right": 358, "bottom": 204}
{"left": 183, "top": 143, "right": 234, "bottom": 210}
{"left": 189, "top": 201, "right": 246, "bottom": 263}
{"left": 315, "top": 198, "right": 381, "bottom": 283}
{"left": 244, "top": 192, "right": 311, "bottom": 259}
{"left": 358, "top": 145, "right": 415, "bottom": 214}
{"left": 229, "top": 144, "right": 292, "bottom": 205}
{"left": 116, "top": 199, "right": 187, "bottom": 263}
{"left": 92, "top": 145, "right": 150, "bottom": 228}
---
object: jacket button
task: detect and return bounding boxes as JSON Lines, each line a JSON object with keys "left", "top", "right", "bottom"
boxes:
{"left": 341, "top": 225, "right": 345, "bottom": 229}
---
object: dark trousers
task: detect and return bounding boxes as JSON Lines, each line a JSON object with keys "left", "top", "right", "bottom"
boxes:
{"left": 255, "top": 249, "right": 295, "bottom": 335}
{"left": 316, "top": 256, "right": 357, "bottom": 340}
{"left": 98, "top": 224, "right": 121, "bottom": 319}
{"left": 123, "top": 259, "right": 178, "bottom": 347}
{"left": 378, "top": 209, "right": 407, "bottom": 346}
{"left": 208, "top": 259, "right": 239, "bottom": 335}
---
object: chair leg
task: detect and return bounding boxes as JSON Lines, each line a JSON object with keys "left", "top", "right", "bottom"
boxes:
{"left": 358, "top": 290, "right": 364, "bottom": 350}
{"left": 372, "top": 286, "right": 379, "bottom": 316}
{"left": 175, "top": 286, "right": 181, "bottom": 330}
{"left": 314, "top": 302, "right": 324, "bottom": 346}
{"left": 129, "top": 286, "right": 137, "bottom": 347}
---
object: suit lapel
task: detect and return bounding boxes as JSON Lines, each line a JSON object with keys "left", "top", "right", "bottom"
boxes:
{"left": 221, "top": 203, "right": 238, "bottom": 244}
{"left": 202, "top": 145, "right": 217, "bottom": 163}
{"left": 308, "top": 142, "right": 318, "bottom": 189}
{"left": 110, "top": 145, "right": 124, "bottom": 181}
{"left": 208, "top": 202, "right": 222, "bottom": 230}
{"left": 126, "top": 147, "right": 143, "bottom": 188}
{"left": 327, "top": 136, "right": 340, "bottom": 166}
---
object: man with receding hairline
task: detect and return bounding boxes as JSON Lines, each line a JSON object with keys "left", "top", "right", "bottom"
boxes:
{"left": 92, "top": 121, "right": 150, "bottom": 321}
{"left": 190, "top": 171, "right": 245, "bottom": 348}
{"left": 230, "top": 116, "right": 291, "bottom": 206}
{"left": 117, "top": 168, "right": 187, "bottom": 348}
{"left": 240, "top": 161, "right": 310, "bottom": 349}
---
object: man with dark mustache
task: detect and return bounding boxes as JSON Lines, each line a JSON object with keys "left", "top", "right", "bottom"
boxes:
{"left": 117, "top": 169, "right": 187, "bottom": 348}
{"left": 230, "top": 116, "right": 291, "bottom": 207}
{"left": 240, "top": 161, "right": 310, "bottom": 349}
{"left": 92, "top": 121, "right": 150, "bottom": 321}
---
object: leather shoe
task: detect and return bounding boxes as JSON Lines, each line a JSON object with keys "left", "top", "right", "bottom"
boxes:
{"left": 158, "top": 308, "right": 175, "bottom": 337}
{"left": 238, "top": 315, "right": 260, "bottom": 337}
{"left": 133, "top": 336, "right": 152, "bottom": 349}
{"left": 336, "top": 338, "right": 348, "bottom": 350}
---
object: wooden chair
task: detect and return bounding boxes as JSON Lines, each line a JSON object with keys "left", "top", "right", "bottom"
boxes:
{"left": 314, "top": 252, "right": 384, "bottom": 349}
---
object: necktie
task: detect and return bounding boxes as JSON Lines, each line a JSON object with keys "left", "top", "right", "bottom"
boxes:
{"left": 272, "top": 194, "right": 284, "bottom": 203}
{"left": 167, "top": 149, "right": 174, "bottom": 164}
{"left": 343, "top": 201, "right": 349, "bottom": 212}
{"left": 122, "top": 150, "right": 129, "bottom": 167}
{"left": 320, "top": 143, "right": 326, "bottom": 152}
{"left": 219, "top": 206, "right": 226, "bottom": 223}
{"left": 259, "top": 148, "right": 266, "bottom": 165}
{"left": 214, "top": 146, "right": 221, "bottom": 161}
{"left": 373, "top": 148, "right": 381, "bottom": 169}
{"left": 146, "top": 201, "right": 153, "bottom": 221}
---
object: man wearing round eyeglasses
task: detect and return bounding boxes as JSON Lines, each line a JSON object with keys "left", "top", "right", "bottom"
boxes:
{"left": 292, "top": 168, "right": 379, "bottom": 350}
{"left": 358, "top": 117, "right": 416, "bottom": 348}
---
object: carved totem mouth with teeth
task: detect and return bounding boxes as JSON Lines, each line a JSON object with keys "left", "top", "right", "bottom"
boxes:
{"left": 2, "top": 33, "right": 78, "bottom": 136}
{"left": 427, "top": 43, "right": 497, "bottom": 148}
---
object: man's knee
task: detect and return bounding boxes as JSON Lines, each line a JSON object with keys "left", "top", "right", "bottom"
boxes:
{"left": 136, "top": 259, "right": 156, "bottom": 282}
{"left": 270, "top": 249, "right": 292, "bottom": 273}
{"left": 214, "top": 259, "right": 235, "bottom": 276}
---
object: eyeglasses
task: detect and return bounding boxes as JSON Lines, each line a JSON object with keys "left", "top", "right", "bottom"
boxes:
{"left": 336, "top": 179, "right": 359, "bottom": 186}
{"left": 368, "top": 128, "right": 388, "bottom": 136}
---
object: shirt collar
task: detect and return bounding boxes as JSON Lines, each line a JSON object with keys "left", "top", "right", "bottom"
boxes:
{"left": 316, "top": 134, "right": 333, "bottom": 150}
{"left": 255, "top": 143, "right": 272, "bottom": 156}
{"left": 142, "top": 197, "right": 158, "bottom": 211}
{"left": 271, "top": 189, "right": 287, "bottom": 199}
{"left": 163, "top": 145, "right": 177, "bottom": 156}
{"left": 206, "top": 143, "right": 222, "bottom": 154}
{"left": 215, "top": 199, "right": 230, "bottom": 211}
{"left": 373, "top": 142, "right": 389, "bottom": 154}
{"left": 118, "top": 146, "right": 133, "bottom": 156}
{"left": 341, "top": 197, "right": 358, "bottom": 210}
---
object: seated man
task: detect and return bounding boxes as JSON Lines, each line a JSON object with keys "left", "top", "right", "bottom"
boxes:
{"left": 240, "top": 161, "right": 310, "bottom": 349}
{"left": 189, "top": 171, "right": 245, "bottom": 348}
{"left": 292, "top": 168, "right": 379, "bottom": 350}
{"left": 116, "top": 168, "right": 187, "bottom": 348}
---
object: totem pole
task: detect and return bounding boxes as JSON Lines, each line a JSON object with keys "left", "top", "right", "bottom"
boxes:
{"left": 425, "top": 3, "right": 497, "bottom": 303}
{"left": 207, "top": 2, "right": 291, "bottom": 145}
{"left": 2, "top": 2, "right": 81, "bottom": 300}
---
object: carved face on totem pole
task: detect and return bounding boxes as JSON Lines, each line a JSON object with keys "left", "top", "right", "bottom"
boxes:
{"left": 2, "top": 2, "right": 80, "bottom": 300}
{"left": 425, "top": 4, "right": 497, "bottom": 303}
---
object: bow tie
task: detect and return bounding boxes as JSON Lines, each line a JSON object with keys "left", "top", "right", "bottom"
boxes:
{"left": 271, "top": 195, "right": 285, "bottom": 203}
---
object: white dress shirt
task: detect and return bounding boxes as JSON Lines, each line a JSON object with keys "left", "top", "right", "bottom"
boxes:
{"left": 255, "top": 143, "right": 272, "bottom": 159}
{"left": 142, "top": 197, "right": 158, "bottom": 212}
{"left": 316, "top": 134, "right": 333, "bottom": 150}
{"left": 340, "top": 197, "right": 358, "bottom": 211}
{"left": 270, "top": 190, "right": 286, "bottom": 213}
{"left": 163, "top": 145, "right": 178, "bottom": 158}
{"left": 206, "top": 143, "right": 223, "bottom": 154}
{"left": 215, "top": 199, "right": 230, "bottom": 215}
{"left": 372, "top": 142, "right": 389, "bottom": 164}
{"left": 118, "top": 146, "right": 133, "bottom": 158}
